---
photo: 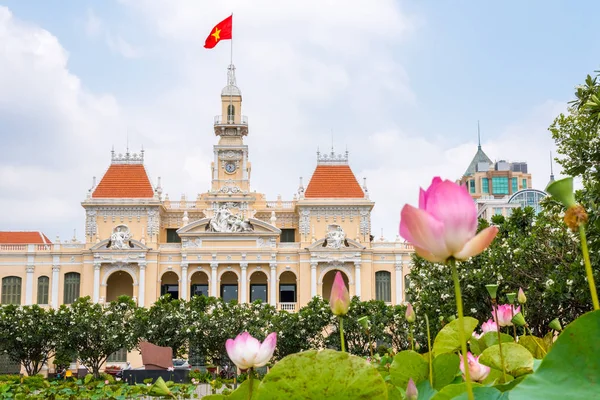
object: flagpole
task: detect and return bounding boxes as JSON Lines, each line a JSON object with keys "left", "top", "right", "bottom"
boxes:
{"left": 230, "top": 12, "right": 234, "bottom": 66}
{"left": 229, "top": 12, "right": 233, "bottom": 123}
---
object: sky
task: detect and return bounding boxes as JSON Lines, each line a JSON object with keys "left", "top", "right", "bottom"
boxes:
{"left": 1, "top": 1, "right": 599, "bottom": 241}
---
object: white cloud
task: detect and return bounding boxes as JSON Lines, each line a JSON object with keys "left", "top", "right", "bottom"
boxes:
{"left": 0, "top": 3, "right": 565, "bottom": 242}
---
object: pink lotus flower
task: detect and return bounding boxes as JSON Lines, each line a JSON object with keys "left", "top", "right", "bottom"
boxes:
{"left": 330, "top": 271, "right": 350, "bottom": 316}
{"left": 473, "top": 319, "right": 498, "bottom": 339}
{"left": 460, "top": 352, "right": 490, "bottom": 382}
{"left": 400, "top": 177, "right": 498, "bottom": 262}
{"left": 481, "top": 319, "right": 498, "bottom": 333}
{"left": 225, "top": 331, "right": 277, "bottom": 370}
{"left": 104, "top": 380, "right": 109, "bottom": 385}
{"left": 493, "top": 304, "right": 521, "bottom": 327}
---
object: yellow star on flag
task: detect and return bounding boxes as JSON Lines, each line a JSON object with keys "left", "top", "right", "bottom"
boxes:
{"left": 211, "top": 27, "right": 221, "bottom": 42}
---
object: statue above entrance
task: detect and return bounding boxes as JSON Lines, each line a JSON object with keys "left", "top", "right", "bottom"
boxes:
{"left": 323, "top": 224, "right": 348, "bottom": 249}
{"left": 108, "top": 225, "right": 133, "bottom": 250}
{"left": 206, "top": 206, "right": 254, "bottom": 233}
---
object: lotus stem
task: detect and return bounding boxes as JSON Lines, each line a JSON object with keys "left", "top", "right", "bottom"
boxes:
{"left": 339, "top": 316, "right": 346, "bottom": 352}
{"left": 579, "top": 225, "right": 599, "bottom": 310}
{"left": 449, "top": 258, "right": 474, "bottom": 400}
{"left": 248, "top": 367, "right": 254, "bottom": 400}
{"left": 492, "top": 299, "right": 508, "bottom": 382}
{"left": 426, "top": 314, "right": 433, "bottom": 388}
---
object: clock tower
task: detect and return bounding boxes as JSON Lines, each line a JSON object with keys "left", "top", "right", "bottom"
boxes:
{"left": 208, "top": 64, "right": 254, "bottom": 213}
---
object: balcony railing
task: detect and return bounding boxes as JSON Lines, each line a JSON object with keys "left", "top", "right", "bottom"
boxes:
{"left": 165, "top": 201, "right": 198, "bottom": 209}
{"left": 278, "top": 243, "right": 300, "bottom": 249}
{"left": 0, "top": 243, "right": 84, "bottom": 252}
{"left": 0, "top": 244, "right": 26, "bottom": 251}
{"left": 214, "top": 115, "right": 248, "bottom": 125}
{"left": 278, "top": 302, "right": 297, "bottom": 312}
{"left": 266, "top": 201, "right": 295, "bottom": 209}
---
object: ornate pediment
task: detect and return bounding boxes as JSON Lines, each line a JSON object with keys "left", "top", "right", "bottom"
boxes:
{"left": 307, "top": 237, "right": 365, "bottom": 251}
{"left": 91, "top": 238, "right": 149, "bottom": 251}
{"left": 177, "top": 217, "right": 280, "bottom": 237}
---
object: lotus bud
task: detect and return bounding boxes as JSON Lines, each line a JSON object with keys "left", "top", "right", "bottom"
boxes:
{"left": 511, "top": 312, "right": 527, "bottom": 327}
{"left": 549, "top": 318, "right": 562, "bottom": 332}
{"left": 546, "top": 177, "right": 576, "bottom": 208}
{"left": 517, "top": 288, "right": 526, "bottom": 304}
{"left": 506, "top": 292, "right": 517, "bottom": 304}
{"left": 405, "top": 303, "right": 416, "bottom": 323}
{"left": 485, "top": 284, "right": 499, "bottom": 299}
{"left": 406, "top": 378, "right": 418, "bottom": 400}
{"left": 329, "top": 271, "right": 350, "bottom": 316}
{"left": 414, "top": 341, "right": 421, "bottom": 351}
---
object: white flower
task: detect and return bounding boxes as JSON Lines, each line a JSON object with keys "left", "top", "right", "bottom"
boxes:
{"left": 545, "top": 279, "right": 555, "bottom": 287}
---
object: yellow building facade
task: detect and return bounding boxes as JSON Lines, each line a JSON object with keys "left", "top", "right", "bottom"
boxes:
{"left": 0, "top": 64, "right": 414, "bottom": 320}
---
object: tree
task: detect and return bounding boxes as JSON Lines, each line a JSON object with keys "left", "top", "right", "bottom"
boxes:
{"left": 407, "top": 207, "right": 588, "bottom": 339}
{"left": 0, "top": 305, "right": 60, "bottom": 375}
{"left": 271, "top": 297, "right": 334, "bottom": 360}
{"left": 550, "top": 79, "right": 600, "bottom": 273}
{"left": 134, "top": 295, "right": 189, "bottom": 357}
{"left": 61, "top": 296, "right": 138, "bottom": 378}
{"left": 325, "top": 298, "right": 395, "bottom": 356}
{"left": 189, "top": 298, "right": 278, "bottom": 367}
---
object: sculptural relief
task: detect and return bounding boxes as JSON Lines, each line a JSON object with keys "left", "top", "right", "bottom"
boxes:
{"left": 108, "top": 225, "right": 133, "bottom": 250}
{"left": 323, "top": 224, "right": 348, "bottom": 249}
{"left": 206, "top": 206, "right": 254, "bottom": 233}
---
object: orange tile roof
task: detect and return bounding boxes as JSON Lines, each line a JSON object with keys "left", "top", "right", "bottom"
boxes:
{"left": 0, "top": 232, "right": 52, "bottom": 244}
{"left": 305, "top": 165, "right": 364, "bottom": 198}
{"left": 92, "top": 164, "right": 154, "bottom": 198}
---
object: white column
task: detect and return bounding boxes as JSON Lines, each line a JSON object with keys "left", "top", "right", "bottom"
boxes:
{"left": 138, "top": 263, "right": 146, "bottom": 307}
{"left": 395, "top": 262, "right": 404, "bottom": 304}
{"left": 211, "top": 263, "right": 218, "bottom": 297}
{"left": 310, "top": 262, "right": 317, "bottom": 298}
{"left": 270, "top": 263, "right": 277, "bottom": 307}
{"left": 51, "top": 262, "right": 60, "bottom": 308}
{"left": 181, "top": 264, "right": 188, "bottom": 301}
{"left": 242, "top": 150, "right": 248, "bottom": 180}
{"left": 213, "top": 150, "right": 219, "bottom": 180}
{"left": 25, "top": 265, "right": 34, "bottom": 305}
{"left": 240, "top": 263, "right": 248, "bottom": 303}
{"left": 354, "top": 261, "right": 361, "bottom": 299}
{"left": 93, "top": 263, "right": 101, "bottom": 303}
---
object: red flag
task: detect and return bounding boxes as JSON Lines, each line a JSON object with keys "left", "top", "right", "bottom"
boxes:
{"left": 204, "top": 15, "right": 232, "bottom": 49}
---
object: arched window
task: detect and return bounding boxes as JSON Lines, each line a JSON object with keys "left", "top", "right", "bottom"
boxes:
{"left": 1, "top": 276, "right": 21, "bottom": 304}
{"left": 63, "top": 272, "right": 80, "bottom": 304}
{"left": 227, "top": 104, "right": 235, "bottom": 122}
{"left": 37, "top": 276, "right": 49, "bottom": 305}
{"left": 375, "top": 271, "right": 391, "bottom": 302}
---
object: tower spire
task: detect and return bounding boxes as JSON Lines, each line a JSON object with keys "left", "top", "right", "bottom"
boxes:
{"left": 477, "top": 120, "right": 481, "bottom": 150}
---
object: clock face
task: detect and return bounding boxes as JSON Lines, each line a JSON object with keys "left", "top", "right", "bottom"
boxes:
{"left": 225, "top": 163, "right": 236, "bottom": 173}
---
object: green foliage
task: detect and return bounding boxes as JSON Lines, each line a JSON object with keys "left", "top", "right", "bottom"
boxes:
{"left": 389, "top": 350, "right": 429, "bottom": 389}
{"left": 134, "top": 295, "right": 190, "bottom": 357}
{"left": 0, "top": 376, "right": 197, "bottom": 399}
{"left": 509, "top": 310, "right": 600, "bottom": 399}
{"left": 433, "top": 317, "right": 478, "bottom": 356}
{"left": 0, "top": 304, "right": 60, "bottom": 375}
{"left": 408, "top": 207, "right": 589, "bottom": 338}
{"left": 255, "top": 349, "right": 388, "bottom": 399}
{"left": 479, "top": 343, "right": 534, "bottom": 377}
{"left": 60, "top": 296, "right": 138, "bottom": 378}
